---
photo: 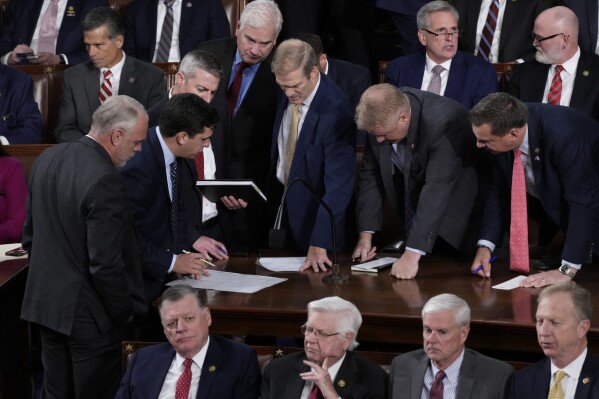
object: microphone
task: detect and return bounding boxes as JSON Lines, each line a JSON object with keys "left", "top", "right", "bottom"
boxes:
{"left": 269, "top": 177, "right": 349, "bottom": 284}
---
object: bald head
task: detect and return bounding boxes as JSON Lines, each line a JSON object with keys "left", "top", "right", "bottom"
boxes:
{"left": 533, "top": 6, "right": 579, "bottom": 64}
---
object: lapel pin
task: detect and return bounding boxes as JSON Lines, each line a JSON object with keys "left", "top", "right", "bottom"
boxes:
{"left": 583, "top": 70, "right": 590, "bottom": 77}
{"left": 583, "top": 377, "right": 590, "bottom": 384}
{"left": 535, "top": 156, "right": 540, "bottom": 161}
{"left": 208, "top": 365, "right": 216, "bottom": 372}
{"left": 129, "top": 77, "right": 135, "bottom": 84}
{"left": 186, "top": 2, "right": 192, "bottom": 7}
{"left": 535, "top": 148, "right": 540, "bottom": 153}
{"left": 66, "top": 6, "right": 76, "bottom": 17}
{"left": 410, "top": 143, "right": 415, "bottom": 150}
{"left": 337, "top": 380, "right": 346, "bottom": 388}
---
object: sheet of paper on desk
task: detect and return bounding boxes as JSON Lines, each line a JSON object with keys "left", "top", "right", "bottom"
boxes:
{"left": 492, "top": 275, "right": 528, "bottom": 290}
{"left": 167, "top": 270, "right": 287, "bottom": 293}
{"left": 256, "top": 257, "right": 306, "bottom": 272}
{"left": 0, "top": 243, "right": 28, "bottom": 262}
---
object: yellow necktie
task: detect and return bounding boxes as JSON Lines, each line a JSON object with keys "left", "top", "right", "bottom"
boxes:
{"left": 548, "top": 370, "right": 567, "bottom": 399}
{"left": 284, "top": 104, "right": 301, "bottom": 184}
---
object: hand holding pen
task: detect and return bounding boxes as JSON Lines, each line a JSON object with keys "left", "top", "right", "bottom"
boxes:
{"left": 471, "top": 249, "right": 498, "bottom": 278}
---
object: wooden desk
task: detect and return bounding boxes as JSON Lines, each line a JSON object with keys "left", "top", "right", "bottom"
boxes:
{"left": 203, "top": 255, "right": 599, "bottom": 363}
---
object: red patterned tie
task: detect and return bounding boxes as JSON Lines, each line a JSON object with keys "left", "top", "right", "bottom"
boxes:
{"left": 547, "top": 65, "right": 564, "bottom": 105}
{"left": 99, "top": 70, "right": 113, "bottom": 103}
{"left": 308, "top": 384, "right": 324, "bottom": 399}
{"left": 227, "top": 61, "right": 249, "bottom": 115}
{"left": 510, "top": 149, "right": 530, "bottom": 273}
{"left": 478, "top": 0, "right": 499, "bottom": 61}
{"left": 194, "top": 151, "right": 205, "bottom": 180}
{"left": 175, "top": 359, "right": 192, "bottom": 399}
{"left": 430, "top": 370, "right": 446, "bottom": 399}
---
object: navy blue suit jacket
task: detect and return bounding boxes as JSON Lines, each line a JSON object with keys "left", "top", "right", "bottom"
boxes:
{"left": 0, "top": 65, "right": 41, "bottom": 143}
{"left": 385, "top": 51, "right": 498, "bottom": 109}
{"left": 565, "top": 0, "right": 598, "bottom": 55}
{"left": 123, "top": 0, "right": 230, "bottom": 62}
{"left": 269, "top": 73, "right": 355, "bottom": 251}
{"left": 116, "top": 336, "right": 260, "bottom": 399}
{"left": 507, "top": 351, "right": 599, "bottom": 398}
{"left": 327, "top": 57, "right": 371, "bottom": 111}
{"left": 479, "top": 103, "right": 599, "bottom": 264}
{"left": 0, "top": 0, "right": 109, "bottom": 65}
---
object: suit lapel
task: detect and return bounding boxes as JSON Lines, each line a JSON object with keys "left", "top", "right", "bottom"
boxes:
{"left": 456, "top": 349, "right": 475, "bottom": 398}
{"left": 150, "top": 345, "right": 177, "bottom": 397}
{"left": 526, "top": 111, "right": 544, "bottom": 197}
{"left": 119, "top": 56, "right": 136, "bottom": 96}
{"left": 409, "top": 54, "right": 426, "bottom": 88}
{"left": 590, "top": 0, "right": 599, "bottom": 51}
{"left": 287, "top": 355, "right": 309, "bottom": 398}
{"left": 84, "top": 62, "right": 101, "bottom": 113}
{"left": 196, "top": 338, "right": 224, "bottom": 399}
{"left": 26, "top": 1, "right": 45, "bottom": 44}
{"left": 529, "top": 63, "right": 550, "bottom": 103}
{"left": 445, "top": 52, "right": 465, "bottom": 99}
{"left": 333, "top": 352, "right": 359, "bottom": 397}
{"left": 570, "top": 52, "right": 596, "bottom": 110}
{"left": 574, "top": 351, "right": 599, "bottom": 398}
{"left": 148, "top": 128, "right": 170, "bottom": 201}
{"left": 57, "top": 0, "right": 83, "bottom": 48}
{"left": 411, "top": 355, "right": 429, "bottom": 399}
{"left": 533, "top": 358, "right": 551, "bottom": 397}
{"left": 499, "top": 0, "right": 518, "bottom": 57}
{"left": 146, "top": 0, "right": 159, "bottom": 60}
{"left": 378, "top": 139, "right": 397, "bottom": 207}
{"left": 404, "top": 91, "right": 423, "bottom": 192}
{"left": 271, "top": 98, "right": 287, "bottom": 163}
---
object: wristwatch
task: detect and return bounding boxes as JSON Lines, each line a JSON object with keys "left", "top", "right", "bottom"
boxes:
{"left": 558, "top": 264, "right": 576, "bottom": 279}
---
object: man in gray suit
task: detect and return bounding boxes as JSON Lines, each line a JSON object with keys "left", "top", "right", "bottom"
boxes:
{"left": 21, "top": 96, "right": 148, "bottom": 398}
{"left": 55, "top": 7, "right": 165, "bottom": 143}
{"left": 389, "top": 293, "right": 513, "bottom": 398}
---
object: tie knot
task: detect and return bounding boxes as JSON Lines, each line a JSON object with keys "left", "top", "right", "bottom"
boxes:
{"left": 435, "top": 370, "right": 446, "bottom": 382}
{"left": 103, "top": 69, "right": 112, "bottom": 78}
{"left": 554, "top": 64, "right": 564, "bottom": 74}
{"left": 183, "top": 358, "right": 192, "bottom": 370}
{"left": 292, "top": 103, "right": 301, "bottom": 113}
{"left": 164, "top": 0, "right": 175, "bottom": 8}
{"left": 432, "top": 65, "right": 444, "bottom": 74}
{"left": 554, "top": 370, "right": 567, "bottom": 383}
{"left": 238, "top": 61, "right": 249, "bottom": 72}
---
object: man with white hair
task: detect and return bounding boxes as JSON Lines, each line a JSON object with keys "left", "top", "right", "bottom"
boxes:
{"left": 261, "top": 296, "right": 388, "bottom": 398}
{"left": 390, "top": 293, "right": 513, "bottom": 398}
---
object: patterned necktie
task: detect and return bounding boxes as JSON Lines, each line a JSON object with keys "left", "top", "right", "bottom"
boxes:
{"left": 547, "top": 370, "right": 567, "bottom": 399}
{"left": 430, "top": 370, "right": 446, "bottom": 399}
{"left": 227, "top": 61, "right": 249, "bottom": 115}
{"left": 156, "top": 0, "right": 175, "bottom": 62}
{"left": 308, "top": 383, "right": 324, "bottom": 399}
{"left": 284, "top": 103, "right": 301, "bottom": 184}
{"left": 170, "top": 158, "right": 178, "bottom": 252}
{"left": 194, "top": 151, "right": 205, "bottom": 180}
{"left": 478, "top": 0, "right": 500, "bottom": 61}
{"left": 99, "top": 70, "right": 113, "bottom": 103}
{"left": 427, "top": 65, "right": 444, "bottom": 95}
{"left": 547, "top": 65, "right": 564, "bottom": 105}
{"left": 510, "top": 148, "right": 530, "bottom": 273}
{"left": 37, "top": 0, "right": 59, "bottom": 54}
{"left": 175, "top": 359, "right": 192, "bottom": 399}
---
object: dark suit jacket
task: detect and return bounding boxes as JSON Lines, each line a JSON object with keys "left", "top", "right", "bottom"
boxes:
{"left": 356, "top": 88, "right": 484, "bottom": 253}
{"left": 116, "top": 336, "right": 261, "bottom": 399}
{"left": 0, "top": 65, "right": 41, "bottom": 143}
{"left": 20, "top": 136, "right": 146, "bottom": 336}
{"left": 390, "top": 348, "right": 514, "bottom": 399}
{"left": 376, "top": 0, "right": 429, "bottom": 15}
{"left": 0, "top": 156, "right": 27, "bottom": 243}
{"left": 0, "top": 0, "right": 109, "bottom": 64}
{"left": 327, "top": 57, "right": 371, "bottom": 111}
{"left": 507, "top": 51, "right": 599, "bottom": 121}
{"left": 565, "top": 0, "right": 598, "bottom": 55}
{"left": 261, "top": 350, "right": 388, "bottom": 399}
{"left": 453, "top": 0, "right": 559, "bottom": 62}
{"left": 385, "top": 51, "right": 498, "bottom": 109}
{"left": 269, "top": 73, "right": 356, "bottom": 251}
{"left": 119, "top": 127, "right": 201, "bottom": 302}
{"left": 507, "top": 351, "right": 599, "bottom": 398}
{"left": 55, "top": 55, "right": 166, "bottom": 143}
{"left": 479, "top": 103, "right": 599, "bottom": 264}
{"left": 123, "top": 0, "right": 230, "bottom": 62}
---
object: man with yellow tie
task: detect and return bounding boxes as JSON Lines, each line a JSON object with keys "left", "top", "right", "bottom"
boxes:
{"left": 507, "top": 281, "right": 599, "bottom": 398}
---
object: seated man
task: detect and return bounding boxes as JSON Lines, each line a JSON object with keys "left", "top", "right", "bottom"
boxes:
{"left": 116, "top": 284, "right": 261, "bottom": 399}
{"left": 390, "top": 293, "right": 514, "bottom": 398}
{"left": 0, "top": 65, "right": 41, "bottom": 144}
{"left": 507, "top": 282, "right": 599, "bottom": 397}
{"left": 261, "top": 296, "right": 388, "bottom": 398}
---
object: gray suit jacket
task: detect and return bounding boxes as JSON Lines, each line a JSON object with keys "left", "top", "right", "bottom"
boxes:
{"left": 54, "top": 54, "right": 166, "bottom": 143}
{"left": 389, "top": 348, "right": 514, "bottom": 399}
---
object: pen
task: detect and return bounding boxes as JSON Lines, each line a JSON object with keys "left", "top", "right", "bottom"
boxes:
{"left": 182, "top": 250, "right": 215, "bottom": 267}
{"left": 219, "top": 246, "right": 228, "bottom": 255}
{"left": 472, "top": 255, "right": 498, "bottom": 275}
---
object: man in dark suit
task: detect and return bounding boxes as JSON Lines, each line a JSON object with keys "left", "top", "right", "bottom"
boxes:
{"left": 353, "top": 84, "right": 484, "bottom": 279}
{"left": 262, "top": 296, "right": 388, "bottom": 398}
{"left": 508, "top": 6, "right": 599, "bottom": 121}
{"left": 55, "top": 7, "right": 166, "bottom": 143}
{"left": 453, "top": 0, "right": 559, "bottom": 63}
{"left": 0, "top": 65, "right": 42, "bottom": 144}
{"left": 564, "top": 0, "right": 598, "bottom": 55}
{"left": 117, "top": 285, "right": 261, "bottom": 399}
{"left": 386, "top": 1, "right": 497, "bottom": 109}
{"left": 469, "top": 93, "right": 599, "bottom": 287}
{"left": 0, "top": 0, "right": 109, "bottom": 65}
{"left": 390, "top": 294, "right": 514, "bottom": 398}
{"left": 20, "top": 95, "right": 148, "bottom": 399}
{"left": 269, "top": 39, "right": 355, "bottom": 272}
{"left": 507, "top": 282, "right": 599, "bottom": 398}
{"left": 123, "top": 0, "right": 230, "bottom": 62}
{"left": 376, "top": 0, "right": 430, "bottom": 55}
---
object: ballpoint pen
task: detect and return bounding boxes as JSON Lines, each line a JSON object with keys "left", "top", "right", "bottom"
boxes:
{"left": 472, "top": 255, "right": 498, "bottom": 275}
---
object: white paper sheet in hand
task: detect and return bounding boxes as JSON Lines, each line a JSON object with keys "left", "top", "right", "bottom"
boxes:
{"left": 256, "top": 257, "right": 306, "bottom": 272}
{"left": 167, "top": 270, "right": 287, "bottom": 293}
{"left": 492, "top": 275, "right": 528, "bottom": 290}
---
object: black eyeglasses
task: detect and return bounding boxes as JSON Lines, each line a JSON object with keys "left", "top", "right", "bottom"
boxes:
{"left": 421, "top": 29, "right": 462, "bottom": 40}
{"left": 300, "top": 324, "right": 339, "bottom": 340}
{"left": 532, "top": 32, "right": 566, "bottom": 43}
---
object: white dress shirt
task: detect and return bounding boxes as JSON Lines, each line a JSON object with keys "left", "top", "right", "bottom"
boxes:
{"left": 541, "top": 48, "right": 580, "bottom": 106}
{"left": 421, "top": 349, "right": 464, "bottom": 399}
{"left": 421, "top": 55, "right": 452, "bottom": 96}
{"left": 549, "top": 347, "right": 588, "bottom": 399}
{"left": 99, "top": 52, "right": 126, "bottom": 96}
{"left": 158, "top": 337, "right": 210, "bottom": 399}
{"left": 153, "top": 0, "right": 182, "bottom": 62}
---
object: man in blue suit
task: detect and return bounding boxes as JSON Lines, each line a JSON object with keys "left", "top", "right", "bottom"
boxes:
{"left": 116, "top": 284, "right": 261, "bottom": 399}
{"left": 470, "top": 93, "right": 599, "bottom": 287}
{"left": 123, "top": 0, "right": 230, "bottom": 62}
{"left": 386, "top": 1, "right": 497, "bottom": 109}
{"left": 564, "top": 0, "right": 597, "bottom": 55}
{"left": 0, "top": 65, "right": 41, "bottom": 144}
{"left": 0, "top": 0, "right": 108, "bottom": 65}
{"left": 269, "top": 39, "right": 355, "bottom": 272}
{"left": 507, "top": 282, "right": 599, "bottom": 398}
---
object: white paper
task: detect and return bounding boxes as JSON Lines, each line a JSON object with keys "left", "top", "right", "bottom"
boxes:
{"left": 492, "top": 275, "right": 527, "bottom": 290}
{"left": 0, "top": 243, "right": 27, "bottom": 262}
{"left": 167, "top": 270, "right": 287, "bottom": 293}
{"left": 256, "top": 257, "right": 306, "bottom": 272}
{"left": 351, "top": 256, "right": 397, "bottom": 271}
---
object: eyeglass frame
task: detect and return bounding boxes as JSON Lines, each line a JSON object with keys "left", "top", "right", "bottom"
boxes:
{"left": 531, "top": 32, "right": 568, "bottom": 43}
{"left": 421, "top": 29, "right": 463, "bottom": 40}
{"left": 300, "top": 324, "right": 340, "bottom": 340}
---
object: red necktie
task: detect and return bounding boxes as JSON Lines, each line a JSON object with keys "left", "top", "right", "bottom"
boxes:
{"left": 430, "top": 370, "right": 446, "bottom": 399}
{"left": 194, "top": 151, "right": 205, "bottom": 180}
{"left": 510, "top": 149, "right": 530, "bottom": 273}
{"left": 547, "top": 65, "right": 564, "bottom": 105}
{"left": 99, "top": 70, "right": 113, "bottom": 103}
{"left": 308, "top": 384, "right": 324, "bottom": 399}
{"left": 227, "top": 61, "right": 248, "bottom": 115}
{"left": 175, "top": 359, "right": 192, "bottom": 399}
{"left": 478, "top": 0, "right": 499, "bottom": 61}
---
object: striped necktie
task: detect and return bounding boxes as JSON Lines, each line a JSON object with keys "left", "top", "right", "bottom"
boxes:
{"left": 478, "top": 0, "right": 500, "bottom": 61}
{"left": 98, "top": 70, "right": 113, "bottom": 103}
{"left": 156, "top": 0, "right": 175, "bottom": 62}
{"left": 547, "top": 65, "right": 564, "bottom": 105}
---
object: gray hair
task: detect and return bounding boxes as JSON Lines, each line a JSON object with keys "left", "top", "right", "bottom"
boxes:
{"left": 271, "top": 39, "right": 317, "bottom": 77}
{"left": 239, "top": 0, "right": 283, "bottom": 36}
{"left": 470, "top": 92, "right": 529, "bottom": 137}
{"left": 90, "top": 95, "right": 147, "bottom": 137}
{"left": 355, "top": 83, "right": 410, "bottom": 131}
{"left": 179, "top": 50, "right": 223, "bottom": 81}
{"left": 422, "top": 293, "right": 471, "bottom": 327}
{"left": 308, "top": 296, "right": 362, "bottom": 350}
{"left": 159, "top": 285, "right": 208, "bottom": 315}
{"left": 538, "top": 281, "right": 592, "bottom": 323}
{"left": 416, "top": 1, "right": 459, "bottom": 30}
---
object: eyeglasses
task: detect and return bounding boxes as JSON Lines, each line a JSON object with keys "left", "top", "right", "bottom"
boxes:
{"left": 531, "top": 32, "right": 567, "bottom": 43}
{"left": 421, "top": 29, "right": 462, "bottom": 40}
{"left": 300, "top": 324, "right": 339, "bottom": 340}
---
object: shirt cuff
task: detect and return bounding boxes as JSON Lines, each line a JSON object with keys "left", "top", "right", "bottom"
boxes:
{"left": 562, "top": 260, "right": 581, "bottom": 270}
{"left": 0, "top": 136, "right": 8, "bottom": 145}
{"left": 167, "top": 254, "right": 176, "bottom": 273}
{"left": 477, "top": 240, "right": 496, "bottom": 252}
{"left": 406, "top": 247, "right": 426, "bottom": 256}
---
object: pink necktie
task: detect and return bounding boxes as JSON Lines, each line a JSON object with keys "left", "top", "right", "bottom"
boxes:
{"left": 99, "top": 70, "right": 113, "bottom": 103}
{"left": 547, "top": 65, "right": 564, "bottom": 105}
{"left": 510, "top": 148, "right": 530, "bottom": 273}
{"left": 37, "top": 0, "right": 59, "bottom": 54}
{"left": 175, "top": 359, "right": 192, "bottom": 399}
